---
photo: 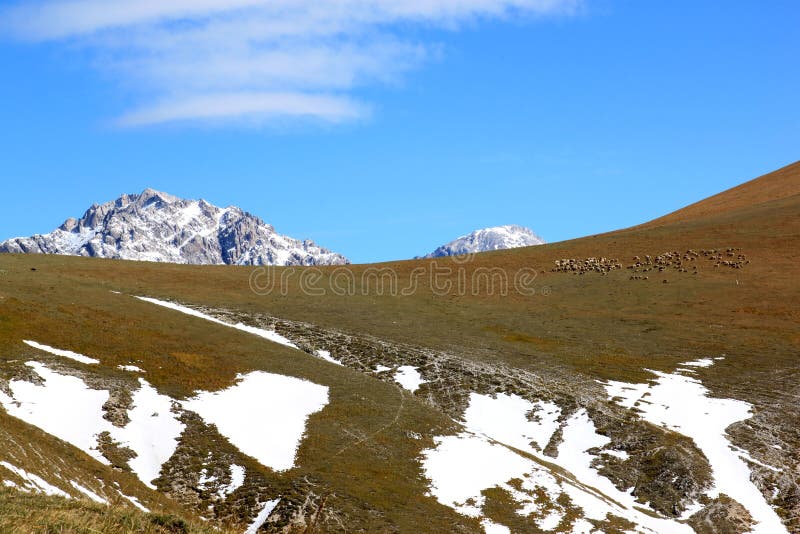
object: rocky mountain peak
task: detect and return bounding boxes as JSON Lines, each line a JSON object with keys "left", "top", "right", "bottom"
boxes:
{"left": 421, "top": 224, "right": 545, "bottom": 258}
{"left": 0, "top": 190, "right": 349, "bottom": 266}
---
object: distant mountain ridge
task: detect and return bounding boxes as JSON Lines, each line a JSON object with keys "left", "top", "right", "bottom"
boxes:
{"left": 0, "top": 189, "right": 349, "bottom": 266}
{"left": 421, "top": 225, "right": 545, "bottom": 258}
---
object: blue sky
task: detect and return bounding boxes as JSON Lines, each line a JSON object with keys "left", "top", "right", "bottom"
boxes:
{"left": 0, "top": 0, "right": 798, "bottom": 263}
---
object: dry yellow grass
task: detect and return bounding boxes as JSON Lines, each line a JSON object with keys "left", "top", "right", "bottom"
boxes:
{"left": 0, "top": 487, "right": 228, "bottom": 534}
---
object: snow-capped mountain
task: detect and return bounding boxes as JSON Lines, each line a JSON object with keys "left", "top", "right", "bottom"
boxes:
{"left": 0, "top": 189, "right": 349, "bottom": 266}
{"left": 421, "top": 225, "right": 545, "bottom": 258}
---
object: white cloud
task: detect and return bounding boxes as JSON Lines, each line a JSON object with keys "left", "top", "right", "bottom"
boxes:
{"left": 1, "top": 0, "right": 581, "bottom": 126}
{"left": 116, "top": 92, "right": 368, "bottom": 127}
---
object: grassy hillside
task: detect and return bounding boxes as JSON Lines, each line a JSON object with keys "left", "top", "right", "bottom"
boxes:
{"left": 12, "top": 161, "right": 793, "bottom": 395}
{"left": 0, "top": 160, "right": 798, "bottom": 532}
{"left": 641, "top": 159, "right": 800, "bottom": 227}
{"left": 0, "top": 488, "right": 224, "bottom": 534}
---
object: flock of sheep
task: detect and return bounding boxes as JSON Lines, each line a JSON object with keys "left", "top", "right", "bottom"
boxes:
{"left": 552, "top": 248, "right": 748, "bottom": 281}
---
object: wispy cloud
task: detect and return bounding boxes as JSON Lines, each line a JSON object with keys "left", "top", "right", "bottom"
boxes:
{"left": 2, "top": 0, "right": 581, "bottom": 127}
{"left": 116, "top": 92, "right": 368, "bottom": 127}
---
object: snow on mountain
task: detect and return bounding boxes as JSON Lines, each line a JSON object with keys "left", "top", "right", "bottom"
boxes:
{"left": 421, "top": 225, "right": 544, "bottom": 258}
{"left": 0, "top": 188, "right": 349, "bottom": 266}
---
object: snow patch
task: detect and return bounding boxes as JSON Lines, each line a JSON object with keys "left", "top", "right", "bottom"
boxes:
{"left": 176, "top": 202, "right": 203, "bottom": 227}
{"left": 183, "top": 371, "right": 328, "bottom": 472}
{"left": 537, "top": 510, "right": 562, "bottom": 531}
{"left": 315, "top": 350, "right": 342, "bottom": 366}
{"left": 0, "top": 362, "right": 110, "bottom": 463}
{"left": 108, "top": 379, "right": 185, "bottom": 489}
{"left": 571, "top": 518, "right": 596, "bottom": 533}
{"left": 556, "top": 409, "right": 611, "bottom": 483}
{"left": 603, "top": 357, "right": 787, "bottom": 533}
{"left": 681, "top": 358, "right": 714, "bottom": 368}
{"left": 23, "top": 340, "right": 99, "bottom": 365}
{"left": 221, "top": 464, "right": 246, "bottom": 497}
{"left": 118, "top": 364, "right": 145, "bottom": 373}
{"left": 245, "top": 498, "right": 281, "bottom": 534}
{"left": 119, "top": 491, "right": 150, "bottom": 512}
{"left": 70, "top": 481, "right": 108, "bottom": 504}
{"left": 0, "top": 461, "right": 70, "bottom": 498}
{"left": 136, "top": 296, "right": 297, "bottom": 349}
{"left": 602, "top": 449, "right": 629, "bottom": 461}
{"left": 0, "top": 364, "right": 183, "bottom": 489}
{"left": 421, "top": 392, "right": 696, "bottom": 532}
{"left": 464, "top": 393, "right": 560, "bottom": 451}
{"left": 421, "top": 433, "right": 531, "bottom": 517}
{"left": 394, "top": 366, "right": 425, "bottom": 392}
{"left": 198, "top": 468, "right": 216, "bottom": 490}
{"left": 481, "top": 519, "right": 511, "bottom": 533}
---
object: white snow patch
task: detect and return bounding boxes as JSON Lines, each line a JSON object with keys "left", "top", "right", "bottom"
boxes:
{"left": 183, "top": 371, "right": 328, "bottom": 472}
{"left": 422, "top": 392, "right": 697, "bottom": 533}
{"left": 23, "top": 340, "right": 99, "bottom": 365}
{"left": 118, "top": 365, "right": 145, "bottom": 373}
{"left": 681, "top": 358, "right": 714, "bottom": 368}
{"left": 421, "top": 433, "right": 532, "bottom": 517}
{"left": 374, "top": 365, "right": 391, "bottom": 373}
{"left": 220, "top": 464, "right": 246, "bottom": 497}
{"left": 70, "top": 481, "right": 108, "bottom": 504}
{"left": 315, "top": 350, "right": 342, "bottom": 366}
{"left": 394, "top": 366, "right": 425, "bottom": 392}
{"left": 571, "top": 518, "right": 596, "bottom": 533}
{"left": 556, "top": 410, "right": 611, "bottom": 480}
{"left": 548, "top": 409, "right": 695, "bottom": 532}
{"left": 422, "top": 431, "right": 573, "bottom": 530}
{"left": 464, "top": 393, "right": 560, "bottom": 451}
{"left": 604, "top": 357, "right": 787, "bottom": 534}
{"left": 245, "top": 498, "right": 280, "bottom": 534}
{"left": 553, "top": 410, "right": 614, "bottom": 511}
{"left": 198, "top": 468, "right": 216, "bottom": 490}
{"left": 537, "top": 510, "right": 563, "bottom": 531}
{"left": 0, "top": 362, "right": 110, "bottom": 463}
{"left": 0, "top": 461, "right": 70, "bottom": 498}
{"left": 481, "top": 519, "right": 511, "bottom": 533}
{"left": 176, "top": 202, "right": 203, "bottom": 227}
{"left": 109, "top": 379, "right": 185, "bottom": 489}
{"left": 222, "top": 321, "right": 297, "bottom": 349}
{"left": 119, "top": 491, "right": 150, "bottom": 512}
{"left": 136, "top": 296, "right": 297, "bottom": 349}
{"left": 733, "top": 446, "right": 782, "bottom": 473}
{"left": 602, "top": 449, "right": 629, "bottom": 461}
{"left": 0, "top": 364, "right": 183, "bottom": 489}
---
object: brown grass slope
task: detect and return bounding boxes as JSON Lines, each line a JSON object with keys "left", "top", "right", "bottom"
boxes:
{"left": 639, "top": 159, "right": 800, "bottom": 227}
{"left": 1, "top": 160, "right": 799, "bottom": 531}
{"left": 0, "top": 262, "right": 477, "bottom": 531}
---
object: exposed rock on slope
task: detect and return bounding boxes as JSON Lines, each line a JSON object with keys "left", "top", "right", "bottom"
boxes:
{"left": 0, "top": 189, "right": 348, "bottom": 266}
